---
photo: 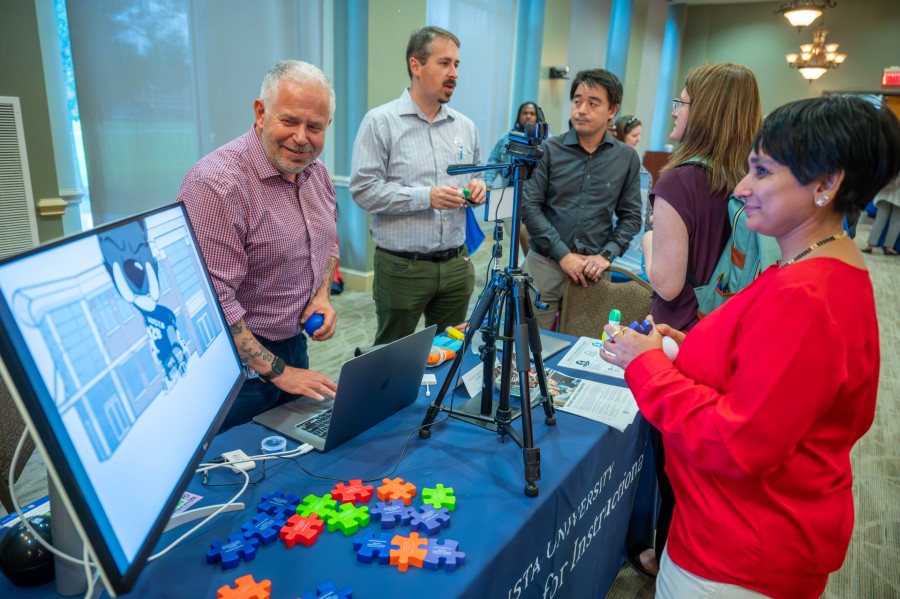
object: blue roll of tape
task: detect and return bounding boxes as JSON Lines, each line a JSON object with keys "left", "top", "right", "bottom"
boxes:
{"left": 261, "top": 435, "right": 287, "bottom": 454}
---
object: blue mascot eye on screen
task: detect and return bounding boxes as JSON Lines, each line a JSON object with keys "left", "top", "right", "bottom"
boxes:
{"left": 98, "top": 220, "right": 189, "bottom": 389}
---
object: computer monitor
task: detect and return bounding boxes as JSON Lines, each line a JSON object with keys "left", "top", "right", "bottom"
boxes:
{"left": 0, "top": 204, "right": 243, "bottom": 595}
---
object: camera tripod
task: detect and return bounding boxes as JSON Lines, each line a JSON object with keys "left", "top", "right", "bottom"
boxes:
{"left": 419, "top": 158, "right": 556, "bottom": 498}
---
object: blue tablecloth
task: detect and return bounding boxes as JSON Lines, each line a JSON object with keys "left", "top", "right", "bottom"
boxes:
{"left": 4, "top": 333, "right": 655, "bottom": 599}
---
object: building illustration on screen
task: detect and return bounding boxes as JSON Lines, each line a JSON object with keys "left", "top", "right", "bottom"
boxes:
{"left": 9, "top": 213, "right": 222, "bottom": 461}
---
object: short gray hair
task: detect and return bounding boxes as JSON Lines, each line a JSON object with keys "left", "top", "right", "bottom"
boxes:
{"left": 260, "top": 60, "right": 335, "bottom": 118}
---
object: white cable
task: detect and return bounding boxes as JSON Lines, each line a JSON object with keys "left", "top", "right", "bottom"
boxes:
{"left": 82, "top": 543, "right": 98, "bottom": 599}
{"left": 8, "top": 428, "right": 88, "bottom": 566}
{"left": 148, "top": 465, "right": 249, "bottom": 561}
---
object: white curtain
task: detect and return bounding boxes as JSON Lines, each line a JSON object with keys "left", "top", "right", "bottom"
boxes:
{"left": 426, "top": 0, "right": 520, "bottom": 164}
{"left": 65, "top": 0, "right": 328, "bottom": 225}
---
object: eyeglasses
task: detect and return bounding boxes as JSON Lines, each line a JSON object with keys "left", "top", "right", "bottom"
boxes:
{"left": 672, "top": 98, "right": 692, "bottom": 114}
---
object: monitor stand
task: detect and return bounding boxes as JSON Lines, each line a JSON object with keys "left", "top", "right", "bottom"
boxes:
{"left": 48, "top": 475, "right": 244, "bottom": 597}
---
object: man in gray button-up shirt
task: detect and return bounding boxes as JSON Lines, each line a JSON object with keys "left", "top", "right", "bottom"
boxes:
{"left": 350, "top": 26, "right": 486, "bottom": 344}
{"left": 522, "top": 68, "right": 643, "bottom": 330}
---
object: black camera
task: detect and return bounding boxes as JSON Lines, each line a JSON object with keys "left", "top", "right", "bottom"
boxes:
{"left": 506, "top": 106, "right": 549, "bottom": 162}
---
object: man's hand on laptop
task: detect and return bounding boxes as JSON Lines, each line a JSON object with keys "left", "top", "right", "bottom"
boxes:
{"left": 273, "top": 367, "right": 338, "bottom": 400}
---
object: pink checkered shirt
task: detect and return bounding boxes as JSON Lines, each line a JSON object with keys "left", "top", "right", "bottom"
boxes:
{"left": 177, "top": 126, "right": 338, "bottom": 342}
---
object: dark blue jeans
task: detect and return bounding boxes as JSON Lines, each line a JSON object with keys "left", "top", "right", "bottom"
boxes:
{"left": 218, "top": 332, "right": 308, "bottom": 433}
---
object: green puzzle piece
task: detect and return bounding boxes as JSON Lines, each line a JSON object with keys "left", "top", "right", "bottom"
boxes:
{"left": 421, "top": 484, "right": 456, "bottom": 511}
{"left": 297, "top": 493, "right": 338, "bottom": 520}
{"left": 326, "top": 503, "right": 370, "bottom": 535}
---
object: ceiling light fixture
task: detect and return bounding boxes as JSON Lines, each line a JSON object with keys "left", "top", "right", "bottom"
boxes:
{"left": 775, "top": 0, "right": 837, "bottom": 30}
{"left": 786, "top": 30, "right": 846, "bottom": 82}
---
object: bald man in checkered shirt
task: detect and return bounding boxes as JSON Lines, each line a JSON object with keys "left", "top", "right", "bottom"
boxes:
{"left": 177, "top": 61, "right": 339, "bottom": 432}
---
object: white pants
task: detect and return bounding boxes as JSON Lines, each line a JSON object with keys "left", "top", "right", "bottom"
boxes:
{"left": 522, "top": 250, "right": 569, "bottom": 330}
{"left": 656, "top": 548, "right": 772, "bottom": 599}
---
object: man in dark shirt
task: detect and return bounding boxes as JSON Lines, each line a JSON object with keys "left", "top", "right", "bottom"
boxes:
{"left": 521, "top": 68, "right": 642, "bottom": 330}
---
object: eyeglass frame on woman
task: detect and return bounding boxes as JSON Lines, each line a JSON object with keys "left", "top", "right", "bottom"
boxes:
{"left": 672, "top": 98, "right": 692, "bottom": 114}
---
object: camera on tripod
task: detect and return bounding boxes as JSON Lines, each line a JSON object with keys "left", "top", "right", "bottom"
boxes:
{"left": 506, "top": 111, "right": 550, "bottom": 163}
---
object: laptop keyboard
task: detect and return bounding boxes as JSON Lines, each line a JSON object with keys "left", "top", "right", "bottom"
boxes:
{"left": 296, "top": 409, "right": 333, "bottom": 437}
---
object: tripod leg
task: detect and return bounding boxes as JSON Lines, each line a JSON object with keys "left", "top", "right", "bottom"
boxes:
{"left": 523, "top": 291, "right": 557, "bottom": 426}
{"left": 511, "top": 279, "right": 540, "bottom": 497}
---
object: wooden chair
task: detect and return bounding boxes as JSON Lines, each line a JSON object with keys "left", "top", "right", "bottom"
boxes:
{"left": 0, "top": 378, "right": 35, "bottom": 513}
{"left": 558, "top": 265, "right": 653, "bottom": 338}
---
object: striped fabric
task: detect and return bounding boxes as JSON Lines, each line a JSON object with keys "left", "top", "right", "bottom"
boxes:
{"left": 350, "top": 89, "right": 482, "bottom": 253}
{"left": 177, "top": 126, "right": 338, "bottom": 341}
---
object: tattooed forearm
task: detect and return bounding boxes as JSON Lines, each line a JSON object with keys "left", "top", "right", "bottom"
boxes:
{"left": 317, "top": 257, "right": 337, "bottom": 297}
{"left": 229, "top": 318, "right": 274, "bottom": 368}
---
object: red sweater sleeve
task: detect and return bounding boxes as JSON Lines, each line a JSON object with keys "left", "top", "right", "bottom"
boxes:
{"left": 625, "top": 284, "right": 849, "bottom": 478}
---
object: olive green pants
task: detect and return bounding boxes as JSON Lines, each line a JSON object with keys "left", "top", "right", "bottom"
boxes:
{"left": 373, "top": 248, "right": 475, "bottom": 344}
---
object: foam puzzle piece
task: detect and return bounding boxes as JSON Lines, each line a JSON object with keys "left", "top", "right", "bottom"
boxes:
{"left": 325, "top": 502, "right": 370, "bottom": 535}
{"left": 352, "top": 531, "right": 394, "bottom": 565}
{"left": 628, "top": 319, "right": 654, "bottom": 335}
{"left": 280, "top": 513, "right": 325, "bottom": 548}
{"left": 330, "top": 479, "right": 374, "bottom": 504}
{"left": 377, "top": 477, "right": 417, "bottom": 506}
{"left": 421, "top": 484, "right": 457, "bottom": 511}
{"left": 389, "top": 531, "right": 428, "bottom": 572}
{"left": 216, "top": 574, "right": 271, "bottom": 599}
{"left": 257, "top": 490, "right": 301, "bottom": 518}
{"left": 408, "top": 505, "right": 451, "bottom": 536}
{"left": 241, "top": 513, "right": 286, "bottom": 546}
{"left": 423, "top": 538, "right": 467, "bottom": 572}
{"left": 297, "top": 493, "right": 339, "bottom": 519}
{"left": 298, "top": 580, "right": 352, "bottom": 599}
{"left": 207, "top": 534, "right": 260, "bottom": 570}
{"left": 369, "top": 500, "right": 414, "bottom": 529}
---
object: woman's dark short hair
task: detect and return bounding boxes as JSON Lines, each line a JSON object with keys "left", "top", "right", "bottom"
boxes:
{"left": 406, "top": 26, "right": 460, "bottom": 79}
{"left": 753, "top": 96, "right": 900, "bottom": 214}
{"left": 569, "top": 69, "right": 623, "bottom": 108}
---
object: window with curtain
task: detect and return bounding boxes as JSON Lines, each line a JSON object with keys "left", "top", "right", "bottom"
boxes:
{"left": 426, "top": 0, "right": 520, "bottom": 172}
{"left": 64, "top": 0, "right": 329, "bottom": 225}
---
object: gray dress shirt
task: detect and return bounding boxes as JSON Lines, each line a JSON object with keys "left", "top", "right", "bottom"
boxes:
{"left": 522, "top": 128, "right": 643, "bottom": 262}
{"left": 350, "top": 89, "right": 482, "bottom": 253}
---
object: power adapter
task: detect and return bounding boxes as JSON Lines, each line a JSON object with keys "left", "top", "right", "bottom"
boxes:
{"left": 221, "top": 449, "right": 256, "bottom": 473}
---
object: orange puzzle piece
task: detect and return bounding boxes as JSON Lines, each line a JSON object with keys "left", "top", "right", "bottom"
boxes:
{"left": 389, "top": 532, "right": 428, "bottom": 572}
{"left": 377, "top": 477, "right": 417, "bottom": 506}
{"left": 217, "top": 574, "right": 271, "bottom": 599}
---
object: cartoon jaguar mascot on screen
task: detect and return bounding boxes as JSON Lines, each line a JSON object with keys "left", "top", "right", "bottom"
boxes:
{"left": 98, "top": 221, "right": 189, "bottom": 387}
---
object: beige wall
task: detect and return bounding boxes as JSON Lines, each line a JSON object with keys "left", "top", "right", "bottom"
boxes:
{"left": 537, "top": 0, "right": 574, "bottom": 134}
{"left": 367, "top": 0, "right": 426, "bottom": 109}
{"left": 679, "top": 0, "right": 900, "bottom": 114}
{"left": 0, "top": 2, "right": 65, "bottom": 243}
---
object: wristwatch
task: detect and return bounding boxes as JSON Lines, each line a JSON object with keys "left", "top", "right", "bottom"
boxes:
{"left": 258, "top": 356, "right": 286, "bottom": 383}
{"left": 599, "top": 249, "right": 615, "bottom": 263}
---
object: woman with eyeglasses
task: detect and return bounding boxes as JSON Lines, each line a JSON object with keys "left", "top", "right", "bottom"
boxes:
{"left": 602, "top": 94, "right": 899, "bottom": 599}
{"left": 631, "top": 63, "right": 762, "bottom": 578}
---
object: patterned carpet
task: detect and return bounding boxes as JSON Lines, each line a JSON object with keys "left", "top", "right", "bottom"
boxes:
{"left": 5, "top": 218, "right": 898, "bottom": 598}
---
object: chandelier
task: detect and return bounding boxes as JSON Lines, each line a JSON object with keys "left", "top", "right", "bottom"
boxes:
{"left": 786, "top": 30, "right": 846, "bottom": 81}
{"left": 775, "top": 0, "right": 837, "bottom": 30}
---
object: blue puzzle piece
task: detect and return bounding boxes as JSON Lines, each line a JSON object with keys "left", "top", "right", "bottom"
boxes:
{"left": 241, "top": 512, "right": 286, "bottom": 546}
{"left": 299, "top": 580, "right": 352, "bottom": 599}
{"left": 352, "top": 531, "right": 393, "bottom": 564}
{"left": 257, "top": 490, "right": 301, "bottom": 518}
{"left": 629, "top": 319, "right": 653, "bottom": 335}
{"left": 206, "top": 533, "right": 259, "bottom": 570}
{"left": 424, "top": 538, "right": 466, "bottom": 572}
{"left": 369, "top": 500, "right": 413, "bottom": 529}
{"left": 408, "top": 505, "right": 451, "bottom": 536}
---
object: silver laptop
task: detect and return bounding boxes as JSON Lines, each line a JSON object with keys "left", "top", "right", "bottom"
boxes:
{"left": 253, "top": 325, "right": 436, "bottom": 451}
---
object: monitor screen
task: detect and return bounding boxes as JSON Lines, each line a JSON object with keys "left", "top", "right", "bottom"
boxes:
{"left": 0, "top": 204, "right": 243, "bottom": 594}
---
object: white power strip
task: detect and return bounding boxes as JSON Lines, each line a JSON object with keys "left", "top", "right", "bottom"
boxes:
{"left": 221, "top": 449, "right": 256, "bottom": 472}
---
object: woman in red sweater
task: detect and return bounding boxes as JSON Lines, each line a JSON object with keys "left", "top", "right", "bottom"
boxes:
{"left": 601, "top": 96, "right": 900, "bottom": 598}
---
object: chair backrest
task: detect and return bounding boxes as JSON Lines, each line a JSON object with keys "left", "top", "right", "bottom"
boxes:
{"left": 558, "top": 265, "right": 653, "bottom": 338}
{"left": 0, "top": 378, "right": 36, "bottom": 513}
